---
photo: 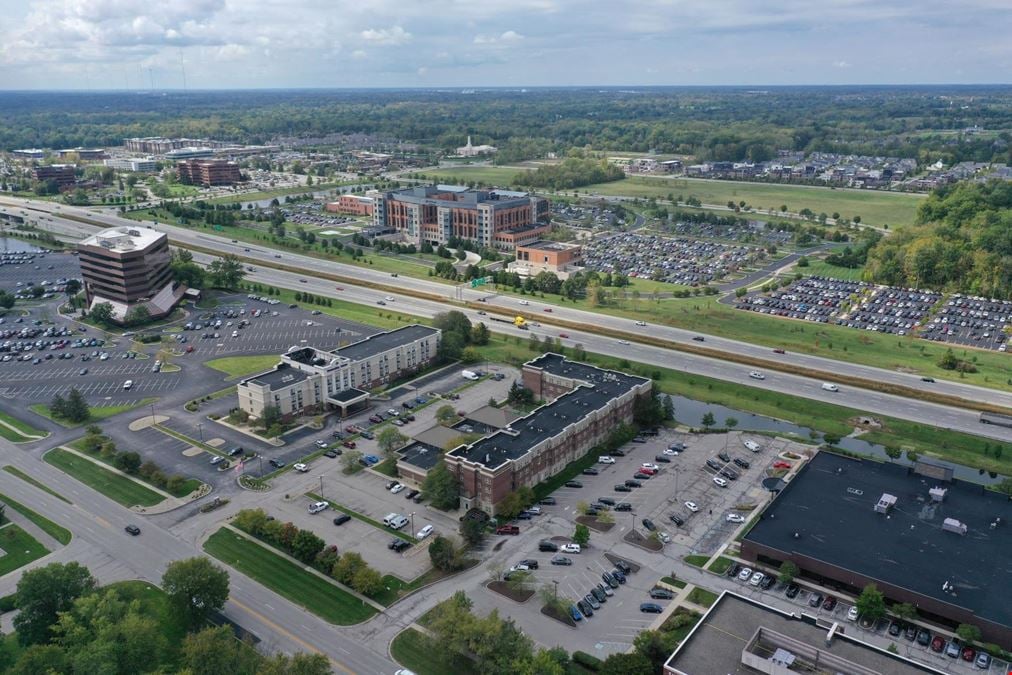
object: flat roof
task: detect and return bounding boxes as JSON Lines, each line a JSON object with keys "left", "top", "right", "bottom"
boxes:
{"left": 335, "top": 324, "right": 438, "bottom": 362}
{"left": 245, "top": 362, "right": 304, "bottom": 389}
{"left": 666, "top": 592, "right": 944, "bottom": 675}
{"left": 399, "top": 442, "right": 443, "bottom": 470}
{"left": 329, "top": 387, "right": 368, "bottom": 403}
{"left": 448, "top": 353, "right": 647, "bottom": 469}
{"left": 744, "top": 451, "right": 1012, "bottom": 630}
{"left": 386, "top": 185, "right": 535, "bottom": 208}
{"left": 79, "top": 226, "right": 165, "bottom": 252}
{"left": 517, "top": 240, "right": 578, "bottom": 251}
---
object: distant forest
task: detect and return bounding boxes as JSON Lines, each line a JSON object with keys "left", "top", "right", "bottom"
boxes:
{"left": 1, "top": 86, "right": 1010, "bottom": 165}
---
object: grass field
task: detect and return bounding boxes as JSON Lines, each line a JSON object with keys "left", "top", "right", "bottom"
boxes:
{"left": 0, "top": 425, "right": 33, "bottom": 443}
{"left": 29, "top": 398, "right": 158, "bottom": 427}
{"left": 43, "top": 448, "right": 163, "bottom": 507}
{"left": 0, "top": 524, "right": 49, "bottom": 576}
{"left": 204, "top": 182, "right": 349, "bottom": 205}
{"left": 255, "top": 287, "right": 427, "bottom": 331}
{"left": 684, "top": 554, "right": 710, "bottom": 568}
{"left": 0, "top": 410, "right": 46, "bottom": 437}
{"left": 205, "top": 354, "right": 281, "bottom": 379}
{"left": 2, "top": 466, "right": 72, "bottom": 503}
{"left": 801, "top": 260, "right": 867, "bottom": 281}
{"left": 390, "top": 627, "right": 478, "bottom": 675}
{"left": 0, "top": 490, "right": 72, "bottom": 545}
{"left": 686, "top": 586, "right": 718, "bottom": 608}
{"left": 203, "top": 528, "right": 377, "bottom": 625}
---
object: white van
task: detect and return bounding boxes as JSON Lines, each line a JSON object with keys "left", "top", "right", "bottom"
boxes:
{"left": 461, "top": 369, "right": 479, "bottom": 381}
{"left": 821, "top": 383, "right": 839, "bottom": 392}
{"left": 387, "top": 515, "right": 409, "bottom": 530}
{"left": 382, "top": 513, "right": 400, "bottom": 527}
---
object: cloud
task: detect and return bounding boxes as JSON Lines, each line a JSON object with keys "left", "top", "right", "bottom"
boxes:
{"left": 360, "top": 25, "right": 411, "bottom": 46}
{"left": 474, "top": 30, "right": 525, "bottom": 44}
{"left": 352, "top": 49, "right": 367, "bottom": 60}
{"left": 833, "top": 60, "right": 852, "bottom": 68}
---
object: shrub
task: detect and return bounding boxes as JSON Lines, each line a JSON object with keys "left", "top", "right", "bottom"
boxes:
{"left": 573, "top": 651, "right": 602, "bottom": 671}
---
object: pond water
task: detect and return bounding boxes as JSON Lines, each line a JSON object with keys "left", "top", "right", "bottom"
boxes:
{"left": 666, "top": 394, "right": 1005, "bottom": 486}
{"left": 0, "top": 238, "right": 47, "bottom": 253}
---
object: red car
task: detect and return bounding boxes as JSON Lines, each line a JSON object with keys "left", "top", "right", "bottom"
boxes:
{"left": 496, "top": 525, "right": 519, "bottom": 535}
{"left": 342, "top": 440, "right": 357, "bottom": 449}
{"left": 559, "top": 333, "right": 569, "bottom": 339}
{"left": 335, "top": 286, "right": 344, "bottom": 291}
{"left": 930, "top": 636, "right": 945, "bottom": 653}
{"left": 345, "top": 425, "right": 359, "bottom": 433}
{"left": 638, "top": 467, "right": 657, "bottom": 475}
{"left": 773, "top": 348, "right": 786, "bottom": 354}
{"left": 543, "top": 308, "right": 553, "bottom": 313}
{"left": 185, "top": 345, "right": 195, "bottom": 353}
{"left": 961, "top": 646, "right": 976, "bottom": 662}
{"left": 772, "top": 461, "right": 792, "bottom": 470}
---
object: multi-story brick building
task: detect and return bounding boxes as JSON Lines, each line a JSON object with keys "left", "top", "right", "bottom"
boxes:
{"left": 509, "top": 240, "right": 583, "bottom": 279}
{"left": 237, "top": 325, "right": 441, "bottom": 420}
{"left": 31, "top": 164, "right": 76, "bottom": 187}
{"left": 177, "top": 159, "right": 241, "bottom": 186}
{"left": 443, "top": 354, "right": 651, "bottom": 513}
{"left": 77, "top": 227, "right": 182, "bottom": 322}
{"left": 325, "top": 194, "right": 374, "bottom": 216}
{"left": 372, "top": 185, "right": 550, "bottom": 251}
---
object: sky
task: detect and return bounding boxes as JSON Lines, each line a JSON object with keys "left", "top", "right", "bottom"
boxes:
{"left": 0, "top": 0, "right": 1009, "bottom": 89}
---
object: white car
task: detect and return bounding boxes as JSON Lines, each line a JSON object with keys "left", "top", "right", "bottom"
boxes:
{"left": 641, "top": 463, "right": 660, "bottom": 471}
{"left": 122, "top": 380, "right": 133, "bottom": 390}
{"left": 748, "top": 370, "right": 765, "bottom": 380}
{"left": 737, "top": 567, "right": 753, "bottom": 582}
{"left": 526, "top": 505, "right": 541, "bottom": 515}
{"left": 618, "top": 340, "right": 630, "bottom": 345}
{"left": 749, "top": 572, "right": 765, "bottom": 587}
{"left": 713, "top": 476, "right": 729, "bottom": 488}
{"left": 743, "top": 439, "right": 761, "bottom": 452}
{"left": 846, "top": 605, "right": 859, "bottom": 621}
{"left": 598, "top": 456, "right": 616, "bottom": 464}
{"left": 519, "top": 299, "right": 529, "bottom": 305}
{"left": 384, "top": 296, "right": 395, "bottom": 302}
{"left": 657, "top": 532, "right": 671, "bottom": 543}
{"left": 293, "top": 463, "right": 309, "bottom": 473}
{"left": 726, "top": 513, "right": 746, "bottom": 524}
{"left": 662, "top": 448, "right": 679, "bottom": 456}
{"left": 684, "top": 501, "right": 699, "bottom": 512}
{"left": 559, "top": 543, "right": 581, "bottom": 554}
{"left": 416, "top": 525, "right": 434, "bottom": 539}
{"left": 314, "top": 440, "right": 328, "bottom": 448}
{"left": 390, "top": 483, "right": 405, "bottom": 494}
{"left": 635, "top": 321, "right": 646, "bottom": 326}
{"left": 307, "top": 501, "right": 329, "bottom": 514}
{"left": 509, "top": 562, "right": 533, "bottom": 572}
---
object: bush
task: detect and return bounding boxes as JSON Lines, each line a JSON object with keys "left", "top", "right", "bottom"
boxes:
{"left": 573, "top": 651, "right": 602, "bottom": 671}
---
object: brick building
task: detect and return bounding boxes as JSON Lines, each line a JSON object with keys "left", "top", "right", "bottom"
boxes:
{"left": 372, "top": 184, "right": 550, "bottom": 251}
{"left": 31, "top": 164, "right": 76, "bottom": 187}
{"left": 443, "top": 354, "right": 651, "bottom": 513}
{"left": 510, "top": 241, "right": 583, "bottom": 279}
{"left": 325, "top": 194, "right": 375, "bottom": 217}
{"left": 177, "top": 159, "right": 241, "bottom": 186}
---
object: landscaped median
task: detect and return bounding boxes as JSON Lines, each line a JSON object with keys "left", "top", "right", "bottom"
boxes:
{"left": 0, "top": 410, "right": 48, "bottom": 442}
{"left": 43, "top": 448, "right": 164, "bottom": 508}
{"left": 202, "top": 527, "right": 378, "bottom": 625}
{"left": 205, "top": 354, "right": 283, "bottom": 380}
{"left": 29, "top": 397, "right": 159, "bottom": 427}
{"left": 0, "top": 490, "right": 72, "bottom": 545}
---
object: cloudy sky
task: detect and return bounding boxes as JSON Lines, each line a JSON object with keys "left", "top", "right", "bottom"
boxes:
{"left": 0, "top": 0, "right": 1009, "bottom": 89}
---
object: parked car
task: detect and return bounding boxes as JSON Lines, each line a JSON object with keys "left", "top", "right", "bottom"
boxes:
{"left": 930, "top": 636, "right": 945, "bottom": 653}
{"left": 539, "top": 540, "right": 559, "bottom": 552}
{"left": 569, "top": 605, "right": 583, "bottom": 622}
{"left": 785, "top": 584, "right": 800, "bottom": 598}
{"left": 669, "top": 514, "right": 685, "bottom": 526}
{"left": 654, "top": 455, "right": 671, "bottom": 463}
{"left": 640, "top": 603, "right": 663, "bottom": 614}
{"left": 268, "top": 458, "right": 286, "bottom": 469}
{"left": 847, "top": 606, "right": 860, "bottom": 621}
{"left": 564, "top": 480, "right": 583, "bottom": 488}
{"left": 333, "top": 514, "right": 352, "bottom": 526}
{"left": 539, "top": 497, "right": 557, "bottom": 505}
{"left": 416, "top": 525, "right": 434, "bottom": 539}
{"left": 308, "top": 501, "right": 328, "bottom": 514}
{"left": 551, "top": 555, "right": 573, "bottom": 566}
{"left": 582, "top": 467, "right": 599, "bottom": 475}
{"left": 641, "top": 518, "right": 656, "bottom": 531}
{"left": 916, "top": 629, "right": 932, "bottom": 646}
{"left": 822, "top": 596, "right": 837, "bottom": 611}
{"left": 577, "top": 600, "right": 593, "bottom": 617}
{"left": 749, "top": 572, "right": 765, "bottom": 587}
{"left": 808, "top": 592, "right": 823, "bottom": 608}
{"left": 559, "top": 543, "right": 581, "bottom": 554}
{"left": 726, "top": 513, "right": 746, "bottom": 524}
{"left": 496, "top": 525, "right": 520, "bottom": 535}
{"left": 650, "top": 588, "right": 674, "bottom": 599}
{"left": 602, "top": 572, "right": 619, "bottom": 589}
{"left": 684, "top": 501, "right": 699, "bottom": 512}
{"left": 293, "top": 463, "right": 309, "bottom": 473}
{"left": 614, "top": 484, "right": 632, "bottom": 492}
{"left": 389, "top": 539, "right": 411, "bottom": 552}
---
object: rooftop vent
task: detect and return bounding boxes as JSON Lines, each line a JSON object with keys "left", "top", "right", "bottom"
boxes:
{"left": 942, "top": 517, "right": 967, "bottom": 535}
{"left": 874, "top": 493, "right": 897, "bottom": 514}
{"left": 929, "top": 486, "right": 947, "bottom": 502}
{"left": 280, "top": 375, "right": 294, "bottom": 383}
{"left": 771, "top": 648, "right": 796, "bottom": 667}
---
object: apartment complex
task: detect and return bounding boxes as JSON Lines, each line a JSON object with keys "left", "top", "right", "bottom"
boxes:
{"left": 742, "top": 451, "right": 1012, "bottom": 646}
{"left": 325, "top": 194, "right": 375, "bottom": 216}
{"left": 443, "top": 354, "right": 651, "bottom": 513}
{"left": 237, "top": 325, "right": 441, "bottom": 419}
{"left": 372, "top": 185, "right": 550, "bottom": 250}
{"left": 509, "top": 240, "right": 583, "bottom": 279}
{"left": 31, "top": 164, "right": 76, "bottom": 187}
{"left": 77, "top": 227, "right": 182, "bottom": 322}
{"left": 177, "top": 159, "right": 242, "bottom": 186}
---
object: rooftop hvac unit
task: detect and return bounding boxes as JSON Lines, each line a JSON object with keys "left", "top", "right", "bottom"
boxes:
{"left": 874, "top": 493, "right": 897, "bottom": 514}
{"left": 929, "top": 486, "right": 947, "bottom": 502}
{"left": 942, "top": 518, "right": 967, "bottom": 535}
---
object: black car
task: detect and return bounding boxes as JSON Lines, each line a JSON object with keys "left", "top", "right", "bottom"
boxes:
{"left": 582, "top": 467, "right": 599, "bottom": 476}
{"left": 669, "top": 513, "right": 685, "bottom": 526}
{"left": 785, "top": 583, "right": 800, "bottom": 598}
{"left": 705, "top": 458, "right": 723, "bottom": 471}
{"left": 649, "top": 588, "right": 674, "bottom": 599}
{"left": 389, "top": 539, "right": 411, "bottom": 552}
{"left": 718, "top": 451, "right": 731, "bottom": 463}
{"left": 720, "top": 468, "right": 739, "bottom": 480}
{"left": 903, "top": 625, "right": 918, "bottom": 641}
{"left": 624, "top": 480, "right": 643, "bottom": 488}
{"left": 614, "top": 502, "right": 632, "bottom": 511}
{"left": 551, "top": 555, "right": 573, "bottom": 566}
{"left": 565, "top": 480, "right": 583, "bottom": 488}
{"left": 888, "top": 621, "right": 903, "bottom": 637}
{"left": 592, "top": 502, "right": 611, "bottom": 511}
{"left": 577, "top": 600, "right": 594, "bottom": 618}
{"left": 539, "top": 540, "right": 559, "bottom": 552}
{"left": 412, "top": 492, "right": 425, "bottom": 503}
{"left": 733, "top": 457, "right": 751, "bottom": 469}
{"left": 539, "top": 497, "right": 557, "bottom": 505}
{"left": 124, "top": 524, "right": 141, "bottom": 536}
{"left": 610, "top": 448, "right": 626, "bottom": 457}
{"left": 631, "top": 437, "right": 646, "bottom": 444}
{"left": 602, "top": 572, "right": 619, "bottom": 588}
{"left": 916, "top": 629, "right": 932, "bottom": 647}
{"left": 516, "top": 511, "right": 533, "bottom": 520}
{"left": 692, "top": 336, "right": 705, "bottom": 342}
{"left": 640, "top": 603, "right": 663, "bottom": 613}
{"left": 591, "top": 587, "right": 607, "bottom": 603}
{"left": 268, "top": 458, "right": 286, "bottom": 469}
{"left": 611, "top": 569, "right": 626, "bottom": 584}
{"left": 228, "top": 446, "right": 244, "bottom": 457}
{"left": 727, "top": 562, "right": 741, "bottom": 578}
{"left": 323, "top": 450, "right": 339, "bottom": 458}
{"left": 406, "top": 489, "right": 419, "bottom": 499}
{"left": 642, "top": 518, "right": 656, "bottom": 531}
{"left": 598, "top": 497, "right": 616, "bottom": 506}
{"left": 386, "top": 480, "right": 399, "bottom": 490}
{"left": 614, "top": 560, "right": 632, "bottom": 574}
{"left": 333, "top": 514, "right": 352, "bottom": 526}
{"left": 632, "top": 472, "right": 651, "bottom": 480}
{"left": 760, "top": 575, "right": 776, "bottom": 590}
{"left": 519, "top": 559, "right": 539, "bottom": 570}
{"left": 614, "top": 484, "right": 632, "bottom": 492}
{"left": 654, "top": 455, "right": 671, "bottom": 463}
{"left": 584, "top": 507, "right": 599, "bottom": 517}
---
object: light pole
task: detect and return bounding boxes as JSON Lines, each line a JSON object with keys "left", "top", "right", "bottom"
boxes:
{"left": 319, "top": 476, "right": 324, "bottom": 500}
{"left": 552, "top": 579, "right": 559, "bottom": 600}
{"left": 149, "top": 403, "right": 155, "bottom": 426}
{"left": 197, "top": 422, "right": 203, "bottom": 443}
{"left": 409, "top": 511, "right": 415, "bottom": 536}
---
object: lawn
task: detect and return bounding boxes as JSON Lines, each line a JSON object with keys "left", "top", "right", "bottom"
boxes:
{"left": 707, "top": 556, "right": 733, "bottom": 574}
{"left": 801, "top": 259, "right": 867, "bottom": 281}
{"left": 0, "top": 491, "right": 72, "bottom": 545}
{"left": 0, "top": 410, "right": 46, "bottom": 438}
{"left": 0, "top": 425, "right": 33, "bottom": 443}
{"left": 205, "top": 354, "right": 281, "bottom": 379}
{"left": 660, "top": 576, "right": 687, "bottom": 589}
{"left": 422, "top": 165, "right": 522, "bottom": 185}
{"left": 267, "top": 286, "right": 425, "bottom": 330}
{"left": 683, "top": 554, "right": 710, "bottom": 568}
{"left": 685, "top": 586, "right": 718, "bottom": 608}
{"left": 0, "top": 524, "right": 49, "bottom": 576}
{"left": 204, "top": 182, "right": 349, "bottom": 205}
{"left": 203, "top": 528, "right": 377, "bottom": 625}
{"left": 43, "top": 448, "right": 163, "bottom": 507}
{"left": 29, "top": 398, "right": 159, "bottom": 427}
{"left": 390, "top": 627, "right": 479, "bottom": 675}
{"left": 2, "top": 466, "right": 72, "bottom": 503}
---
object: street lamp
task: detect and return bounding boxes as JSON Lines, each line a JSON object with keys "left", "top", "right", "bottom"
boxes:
{"left": 552, "top": 579, "right": 559, "bottom": 600}
{"left": 149, "top": 403, "right": 156, "bottom": 426}
{"left": 197, "top": 422, "right": 203, "bottom": 443}
{"left": 319, "top": 476, "right": 324, "bottom": 500}
{"left": 409, "top": 511, "right": 415, "bottom": 536}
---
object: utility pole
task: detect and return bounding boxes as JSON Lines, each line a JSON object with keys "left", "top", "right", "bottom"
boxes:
{"left": 197, "top": 422, "right": 203, "bottom": 443}
{"left": 149, "top": 403, "right": 155, "bottom": 426}
{"left": 552, "top": 579, "right": 559, "bottom": 599}
{"left": 320, "top": 476, "right": 324, "bottom": 499}
{"left": 409, "top": 511, "right": 415, "bottom": 536}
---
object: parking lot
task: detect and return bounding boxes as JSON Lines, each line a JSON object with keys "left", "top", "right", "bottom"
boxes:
{"left": 581, "top": 232, "right": 761, "bottom": 285}
{"left": 836, "top": 287, "right": 941, "bottom": 336}
{"left": 737, "top": 275, "right": 873, "bottom": 322}
{"left": 670, "top": 219, "right": 793, "bottom": 248}
{"left": 0, "top": 247, "right": 81, "bottom": 297}
{"left": 921, "top": 294, "right": 1011, "bottom": 352}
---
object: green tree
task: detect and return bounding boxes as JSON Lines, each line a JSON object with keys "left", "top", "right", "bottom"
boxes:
{"left": 124, "top": 304, "right": 150, "bottom": 327}
{"left": 460, "top": 516, "right": 486, "bottom": 546}
{"left": 438, "top": 331, "right": 466, "bottom": 360}
{"left": 433, "top": 310, "right": 472, "bottom": 342}
{"left": 377, "top": 427, "right": 408, "bottom": 457}
{"left": 956, "top": 623, "right": 982, "bottom": 645}
{"left": 725, "top": 417, "right": 738, "bottom": 429}
{"left": 89, "top": 302, "right": 115, "bottom": 326}
{"left": 340, "top": 449, "right": 363, "bottom": 473}
{"left": 257, "top": 652, "right": 332, "bottom": 675}
{"left": 9, "top": 645, "right": 70, "bottom": 675}
{"left": 600, "top": 651, "right": 654, "bottom": 675}
{"left": 778, "top": 561, "right": 799, "bottom": 584}
{"left": 0, "top": 290, "right": 16, "bottom": 309}
{"left": 233, "top": 508, "right": 270, "bottom": 535}
{"left": 162, "top": 557, "right": 230, "bottom": 630}
{"left": 351, "top": 566, "right": 384, "bottom": 596}
{"left": 63, "top": 387, "right": 91, "bottom": 423}
{"left": 49, "top": 392, "right": 67, "bottom": 419}
{"left": 662, "top": 395, "right": 675, "bottom": 421}
{"left": 181, "top": 625, "right": 260, "bottom": 675}
{"left": 113, "top": 451, "right": 141, "bottom": 474}
{"left": 208, "top": 254, "right": 245, "bottom": 289}
{"left": 435, "top": 404, "right": 458, "bottom": 425}
{"left": 428, "top": 535, "right": 457, "bottom": 571}
{"left": 470, "top": 322, "right": 490, "bottom": 345}
{"left": 855, "top": 584, "right": 886, "bottom": 622}
{"left": 13, "top": 561, "right": 97, "bottom": 645}
{"left": 701, "top": 411, "right": 716, "bottom": 429}
{"left": 260, "top": 404, "right": 282, "bottom": 429}
{"left": 291, "top": 529, "right": 326, "bottom": 564}
{"left": 633, "top": 629, "right": 678, "bottom": 674}
{"left": 331, "top": 551, "right": 365, "bottom": 585}
{"left": 892, "top": 602, "right": 917, "bottom": 621}
{"left": 423, "top": 463, "right": 461, "bottom": 510}
{"left": 572, "top": 523, "right": 590, "bottom": 547}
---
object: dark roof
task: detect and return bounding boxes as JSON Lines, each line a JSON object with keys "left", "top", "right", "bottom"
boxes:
{"left": 448, "top": 354, "right": 648, "bottom": 469}
{"left": 329, "top": 387, "right": 368, "bottom": 403}
{"left": 744, "top": 452, "right": 1012, "bottom": 630}
{"left": 666, "top": 592, "right": 944, "bottom": 675}
{"left": 245, "top": 362, "right": 303, "bottom": 389}
{"left": 335, "top": 325, "right": 438, "bottom": 362}
{"left": 398, "top": 442, "right": 443, "bottom": 471}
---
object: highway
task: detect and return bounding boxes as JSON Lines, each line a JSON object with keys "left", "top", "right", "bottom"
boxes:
{"left": 3, "top": 196, "right": 1011, "bottom": 444}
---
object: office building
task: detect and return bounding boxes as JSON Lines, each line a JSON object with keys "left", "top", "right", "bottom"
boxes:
{"left": 442, "top": 354, "right": 651, "bottom": 512}
{"left": 372, "top": 184, "right": 550, "bottom": 251}
{"left": 77, "top": 227, "right": 182, "bottom": 322}
{"left": 742, "top": 451, "right": 1012, "bottom": 646}
{"left": 177, "top": 159, "right": 241, "bottom": 186}
{"left": 104, "top": 157, "right": 158, "bottom": 172}
{"left": 12, "top": 149, "right": 46, "bottom": 159}
{"left": 664, "top": 592, "right": 946, "bottom": 675}
{"left": 509, "top": 241, "right": 583, "bottom": 279}
{"left": 325, "top": 194, "right": 375, "bottom": 216}
{"left": 237, "top": 325, "right": 441, "bottom": 420}
{"left": 58, "top": 147, "right": 107, "bottom": 160}
{"left": 166, "top": 147, "right": 215, "bottom": 161}
{"left": 31, "top": 164, "right": 76, "bottom": 187}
